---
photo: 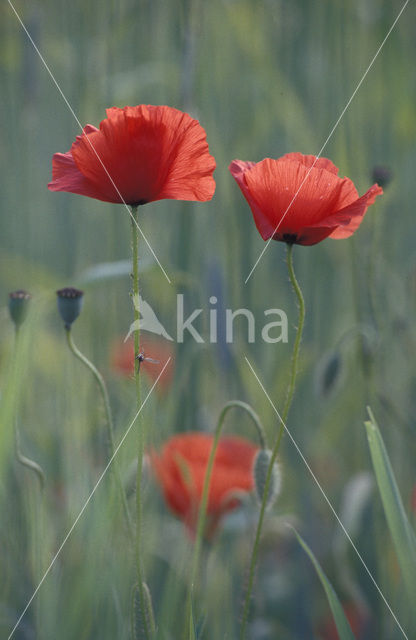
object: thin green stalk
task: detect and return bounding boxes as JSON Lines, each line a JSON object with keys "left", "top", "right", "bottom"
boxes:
{"left": 281, "top": 244, "right": 306, "bottom": 421}
{"left": 13, "top": 328, "right": 45, "bottom": 489}
{"left": 240, "top": 243, "right": 305, "bottom": 639}
{"left": 131, "top": 205, "right": 154, "bottom": 639}
{"left": 14, "top": 425, "right": 45, "bottom": 489}
{"left": 185, "top": 401, "right": 266, "bottom": 639}
{"left": 11, "top": 325, "right": 45, "bottom": 636}
{"left": 65, "top": 327, "right": 133, "bottom": 541}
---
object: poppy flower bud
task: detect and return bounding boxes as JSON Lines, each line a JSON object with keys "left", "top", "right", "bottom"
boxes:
{"left": 8, "top": 290, "right": 31, "bottom": 327}
{"left": 56, "top": 287, "right": 84, "bottom": 329}
{"left": 315, "top": 350, "right": 343, "bottom": 397}
{"left": 253, "top": 449, "right": 281, "bottom": 509}
{"left": 371, "top": 165, "right": 392, "bottom": 189}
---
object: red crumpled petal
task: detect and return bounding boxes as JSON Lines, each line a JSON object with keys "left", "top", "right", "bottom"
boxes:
{"left": 328, "top": 183, "right": 383, "bottom": 239}
{"left": 49, "top": 105, "right": 216, "bottom": 206}
{"left": 229, "top": 153, "right": 383, "bottom": 245}
{"left": 48, "top": 125, "right": 108, "bottom": 200}
{"left": 282, "top": 152, "right": 339, "bottom": 175}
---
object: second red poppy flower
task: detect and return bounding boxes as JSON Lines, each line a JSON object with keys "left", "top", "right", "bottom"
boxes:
{"left": 229, "top": 153, "right": 383, "bottom": 245}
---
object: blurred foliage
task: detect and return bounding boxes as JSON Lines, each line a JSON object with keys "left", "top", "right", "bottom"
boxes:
{"left": 1, "top": 0, "right": 416, "bottom": 638}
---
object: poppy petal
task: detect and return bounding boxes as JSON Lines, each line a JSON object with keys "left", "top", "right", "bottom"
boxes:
{"left": 328, "top": 183, "right": 383, "bottom": 239}
{"left": 282, "top": 152, "right": 339, "bottom": 175}
{"left": 229, "top": 159, "right": 275, "bottom": 239}
{"left": 48, "top": 125, "right": 107, "bottom": 200}
{"left": 150, "top": 106, "right": 217, "bottom": 202}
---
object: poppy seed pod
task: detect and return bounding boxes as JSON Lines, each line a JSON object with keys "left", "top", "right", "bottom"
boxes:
{"left": 8, "top": 290, "right": 31, "bottom": 327}
{"left": 253, "top": 449, "right": 281, "bottom": 509}
{"left": 56, "top": 287, "right": 84, "bottom": 329}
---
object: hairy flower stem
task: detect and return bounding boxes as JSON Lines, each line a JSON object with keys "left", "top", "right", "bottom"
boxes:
{"left": 65, "top": 328, "right": 133, "bottom": 541}
{"left": 185, "top": 401, "right": 266, "bottom": 639}
{"left": 131, "top": 206, "right": 154, "bottom": 639}
{"left": 240, "top": 243, "right": 305, "bottom": 639}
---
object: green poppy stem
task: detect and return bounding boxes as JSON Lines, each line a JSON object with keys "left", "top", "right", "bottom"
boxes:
{"left": 13, "top": 328, "right": 45, "bottom": 489}
{"left": 11, "top": 324, "right": 45, "bottom": 637}
{"left": 240, "top": 242, "right": 305, "bottom": 639}
{"left": 65, "top": 327, "right": 133, "bottom": 541}
{"left": 14, "top": 425, "right": 45, "bottom": 489}
{"left": 130, "top": 205, "right": 155, "bottom": 639}
{"left": 185, "top": 400, "right": 266, "bottom": 639}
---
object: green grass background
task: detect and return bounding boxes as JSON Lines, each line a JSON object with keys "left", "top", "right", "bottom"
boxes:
{"left": 1, "top": 0, "right": 416, "bottom": 638}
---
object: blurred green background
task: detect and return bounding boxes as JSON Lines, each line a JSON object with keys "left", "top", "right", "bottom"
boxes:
{"left": 1, "top": 0, "right": 416, "bottom": 638}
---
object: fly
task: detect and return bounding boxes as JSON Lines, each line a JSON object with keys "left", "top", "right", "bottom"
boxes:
{"left": 135, "top": 350, "right": 160, "bottom": 372}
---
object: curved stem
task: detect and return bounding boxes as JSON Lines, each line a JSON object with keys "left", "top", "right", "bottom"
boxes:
{"left": 13, "top": 328, "right": 45, "bottom": 489}
{"left": 65, "top": 327, "right": 133, "bottom": 541}
{"left": 185, "top": 400, "right": 266, "bottom": 638}
{"left": 11, "top": 327, "right": 45, "bottom": 636}
{"left": 131, "top": 205, "right": 152, "bottom": 640}
{"left": 14, "top": 425, "right": 45, "bottom": 489}
{"left": 240, "top": 243, "right": 305, "bottom": 639}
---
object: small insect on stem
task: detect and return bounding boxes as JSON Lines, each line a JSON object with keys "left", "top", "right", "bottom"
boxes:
{"left": 135, "top": 351, "right": 160, "bottom": 373}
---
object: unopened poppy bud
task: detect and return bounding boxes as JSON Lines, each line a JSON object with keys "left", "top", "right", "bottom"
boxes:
{"left": 253, "top": 449, "right": 281, "bottom": 509}
{"left": 371, "top": 165, "right": 392, "bottom": 189}
{"left": 8, "top": 290, "right": 31, "bottom": 327}
{"left": 56, "top": 287, "right": 84, "bottom": 329}
{"left": 315, "top": 350, "right": 342, "bottom": 397}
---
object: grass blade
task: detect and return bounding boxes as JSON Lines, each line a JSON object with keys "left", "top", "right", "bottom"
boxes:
{"left": 365, "top": 407, "right": 416, "bottom": 602}
{"left": 292, "top": 528, "right": 356, "bottom": 640}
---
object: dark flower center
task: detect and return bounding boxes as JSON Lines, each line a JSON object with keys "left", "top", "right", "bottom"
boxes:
{"left": 282, "top": 233, "right": 298, "bottom": 244}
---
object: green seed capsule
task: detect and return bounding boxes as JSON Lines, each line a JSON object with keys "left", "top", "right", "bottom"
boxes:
{"left": 56, "top": 287, "right": 84, "bottom": 329}
{"left": 8, "top": 290, "right": 31, "bottom": 327}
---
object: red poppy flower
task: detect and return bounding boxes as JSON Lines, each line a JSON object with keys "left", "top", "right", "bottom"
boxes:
{"left": 150, "top": 433, "right": 259, "bottom": 539}
{"left": 48, "top": 105, "right": 216, "bottom": 205}
{"left": 229, "top": 153, "right": 383, "bottom": 245}
{"left": 111, "top": 335, "right": 174, "bottom": 392}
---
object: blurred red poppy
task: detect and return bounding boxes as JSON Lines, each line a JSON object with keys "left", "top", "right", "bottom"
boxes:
{"left": 150, "top": 433, "right": 259, "bottom": 538}
{"left": 229, "top": 153, "right": 382, "bottom": 245}
{"left": 319, "top": 601, "right": 369, "bottom": 639}
{"left": 48, "top": 105, "right": 216, "bottom": 205}
{"left": 111, "top": 335, "right": 174, "bottom": 392}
